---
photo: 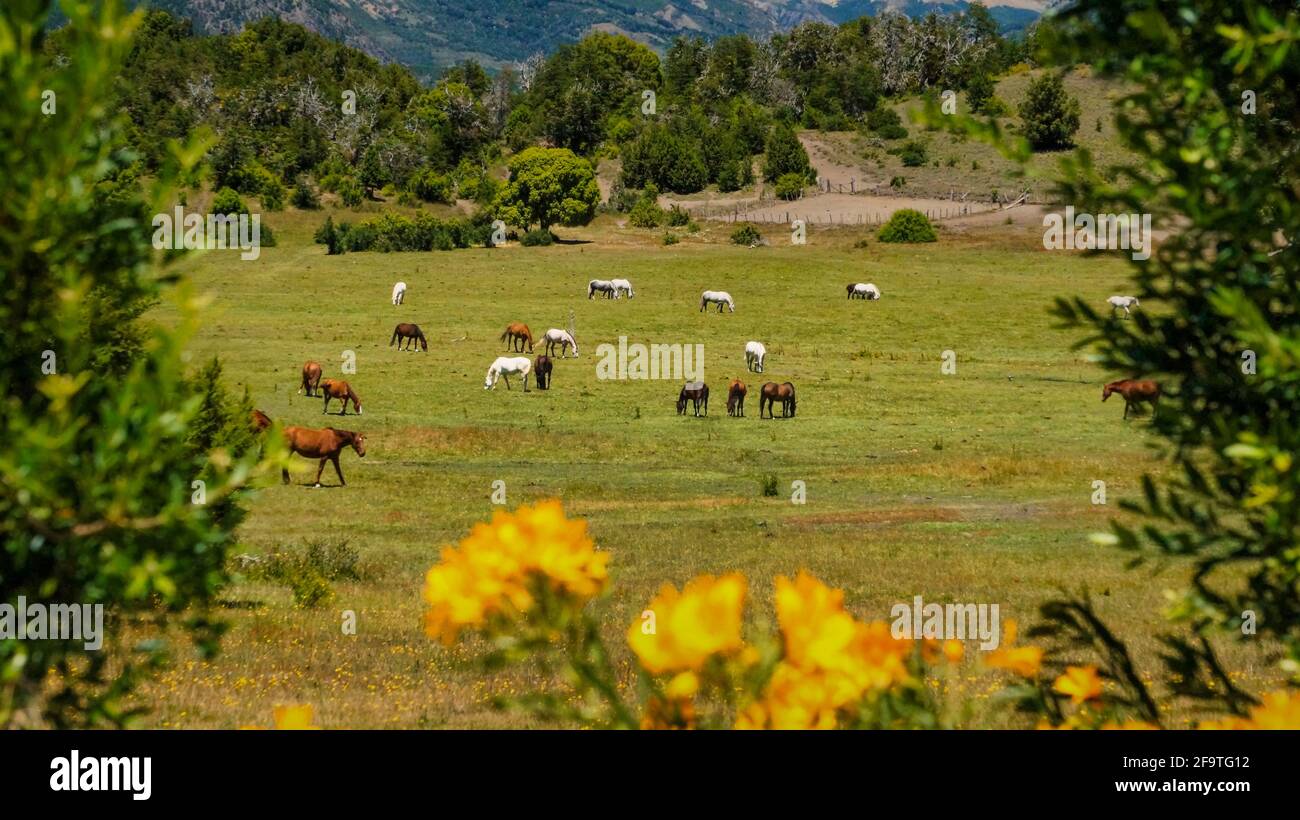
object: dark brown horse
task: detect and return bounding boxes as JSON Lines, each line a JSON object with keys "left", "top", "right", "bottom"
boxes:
{"left": 251, "top": 408, "right": 272, "bottom": 432}
{"left": 1103, "top": 379, "right": 1160, "bottom": 419}
{"left": 727, "top": 379, "right": 747, "bottom": 417}
{"left": 321, "top": 378, "right": 362, "bottom": 415}
{"left": 390, "top": 322, "right": 428, "bottom": 351}
{"left": 533, "top": 354, "right": 553, "bottom": 389}
{"left": 677, "top": 381, "right": 709, "bottom": 416}
{"left": 500, "top": 322, "right": 534, "bottom": 353}
{"left": 299, "top": 361, "right": 323, "bottom": 397}
{"left": 760, "top": 382, "right": 797, "bottom": 418}
{"left": 281, "top": 426, "right": 367, "bottom": 487}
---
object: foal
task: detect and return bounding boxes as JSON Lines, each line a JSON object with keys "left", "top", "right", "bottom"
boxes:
{"left": 727, "top": 379, "right": 747, "bottom": 417}
{"left": 533, "top": 354, "right": 553, "bottom": 390}
{"left": 1102, "top": 379, "right": 1160, "bottom": 420}
{"left": 321, "top": 379, "right": 363, "bottom": 415}
{"left": 282, "top": 426, "right": 367, "bottom": 487}
{"left": 390, "top": 322, "right": 428, "bottom": 351}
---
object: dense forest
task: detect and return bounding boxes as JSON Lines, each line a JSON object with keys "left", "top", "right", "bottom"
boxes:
{"left": 47, "top": 4, "right": 1056, "bottom": 216}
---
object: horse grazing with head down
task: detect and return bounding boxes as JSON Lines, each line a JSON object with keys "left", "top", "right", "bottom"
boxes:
{"left": 760, "top": 382, "right": 797, "bottom": 418}
{"left": 485, "top": 356, "right": 532, "bottom": 391}
{"left": 251, "top": 409, "right": 272, "bottom": 432}
{"left": 745, "top": 341, "right": 766, "bottom": 373}
{"left": 847, "top": 283, "right": 881, "bottom": 300}
{"left": 320, "top": 379, "right": 362, "bottom": 415}
{"left": 533, "top": 354, "right": 553, "bottom": 389}
{"left": 588, "top": 279, "right": 618, "bottom": 299}
{"left": 392, "top": 281, "right": 407, "bottom": 305}
{"left": 299, "top": 361, "right": 323, "bottom": 397}
{"left": 727, "top": 379, "right": 747, "bottom": 417}
{"left": 282, "top": 426, "right": 367, "bottom": 487}
{"left": 700, "top": 290, "right": 735, "bottom": 313}
{"left": 500, "top": 322, "right": 533, "bottom": 353}
{"left": 543, "top": 328, "right": 578, "bottom": 358}
{"left": 390, "top": 322, "right": 428, "bottom": 351}
{"left": 677, "top": 381, "right": 709, "bottom": 416}
{"left": 1102, "top": 379, "right": 1160, "bottom": 420}
{"left": 611, "top": 278, "right": 634, "bottom": 299}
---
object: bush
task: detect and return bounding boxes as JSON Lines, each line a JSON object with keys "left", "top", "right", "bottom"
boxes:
{"left": 898, "top": 140, "right": 929, "bottom": 167}
{"left": 774, "top": 173, "right": 806, "bottom": 201}
{"left": 211, "top": 186, "right": 247, "bottom": 215}
{"left": 291, "top": 179, "right": 320, "bottom": 210}
{"left": 336, "top": 175, "right": 364, "bottom": 207}
{"left": 759, "top": 474, "right": 779, "bottom": 497}
{"left": 866, "top": 107, "right": 907, "bottom": 140}
{"left": 628, "top": 196, "right": 665, "bottom": 228}
{"left": 662, "top": 232, "right": 679, "bottom": 246}
{"left": 313, "top": 211, "right": 482, "bottom": 253}
{"left": 762, "top": 123, "right": 812, "bottom": 183}
{"left": 521, "top": 228, "right": 555, "bottom": 247}
{"left": 731, "top": 224, "right": 762, "bottom": 246}
{"left": 877, "top": 208, "right": 937, "bottom": 243}
{"left": 666, "top": 204, "right": 691, "bottom": 227}
{"left": 409, "top": 168, "right": 454, "bottom": 204}
{"left": 1018, "top": 72, "right": 1081, "bottom": 151}
{"left": 716, "top": 158, "right": 753, "bottom": 192}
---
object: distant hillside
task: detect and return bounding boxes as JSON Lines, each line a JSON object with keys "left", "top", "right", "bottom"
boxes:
{"left": 118, "top": 0, "right": 1044, "bottom": 78}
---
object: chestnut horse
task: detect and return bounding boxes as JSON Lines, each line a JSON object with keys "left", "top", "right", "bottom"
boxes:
{"left": 390, "top": 322, "right": 428, "bottom": 351}
{"left": 251, "top": 409, "right": 272, "bottom": 432}
{"left": 677, "top": 381, "right": 709, "bottom": 416}
{"left": 1102, "top": 379, "right": 1160, "bottom": 419}
{"left": 760, "top": 381, "right": 797, "bottom": 418}
{"left": 321, "top": 378, "right": 362, "bottom": 415}
{"left": 500, "top": 322, "right": 534, "bottom": 353}
{"left": 534, "top": 354, "right": 553, "bottom": 390}
{"left": 727, "top": 379, "right": 747, "bottom": 417}
{"left": 282, "top": 426, "right": 367, "bottom": 487}
{"left": 299, "top": 361, "right": 323, "bottom": 397}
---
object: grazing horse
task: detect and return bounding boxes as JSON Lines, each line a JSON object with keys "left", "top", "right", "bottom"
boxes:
{"left": 700, "top": 290, "right": 735, "bottom": 313}
{"left": 543, "top": 328, "right": 578, "bottom": 358}
{"left": 611, "top": 278, "right": 635, "bottom": 299}
{"left": 677, "top": 381, "right": 709, "bottom": 417}
{"left": 320, "top": 378, "right": 362, "bottom": 415}
{"left": 533, "top": 354, "right": 553, "bottom": 390}
{"left": 727, "top": 379, "right": 747, "bottom": 417}
{"left": 390, "top": 322, "right": 428, "bottom": 352}
{"left": 500, "top": 322, "right": 534, "bottom": 353}
{"left": 282, "top": 426, "right": 367, "bottom": 487}
{"left": 1103, "top": 379, "right": 1160, "bottom": 420}
{"left": 299, "top": 361, "right": 323, "bottom": 397}
{"left": 588, "top": 279, "right": 618, "bottom": 299}
{"left": 485, "top": 356, "right": 532, "bottom": 391}
{"left": 392, "top": 281, "right": 407, "bottom": 305}
{"left": 760, "top": 382, "right": 797, "bottom": 418}
{"left": 1108, "top": 295, "right": 1140, "bottom": 318}
{"left": 745, "top": 340, "right": 767, "bottom": 373}
{"left": 847, "top": 283, "right": 881, "bottom": 300}
{"left": 251, "top": 408, "right": 272, "bottom": 432}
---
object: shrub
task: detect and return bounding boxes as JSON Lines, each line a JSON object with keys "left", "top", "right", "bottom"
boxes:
{"left": 759, "top": 474, "right": 779, "bottom": 497}
{"left": 662, "top": 232, "right": 679, "bottom": 246}
{"left": 409, "top": 168, "right": 454, "bottom": 204}
{"left": 898, "top": 140, "right": 928, "bottom": 167}
{"left": 521, "top": 228, "right": 555, "bottom": 246}
{"left": 878, "top": 208, "right": 937, "bottom": 243}
{"left": 716, "top": 158, "right": 752, "bottom": 192}
{"left": 731, "top": 223, "right": 762, "bottom": 246}
{"left": 336, "top": 175, "right": 364, "bottom": 207}
{"left": 866, "top": 107, "right": 907, "bottom": 140}
{"left": 211, "top": 186, "right": 247, "bottom": 215}
{"left": 1018, "top": 72, "right": 1082, "bottom": 151}
{"left": 628, "top": 196, "right": 665, "bottom": 228}
{"left": 762, "top": 122, "right": 812, "bottom": 182}
{"left": 291, "top": 179, "right": 320, "bottom": 210}
{"left": 313, "top": 211, "right": 481, "bottom": 253}
{"left": 666, "top": 204, "right": 691, "bottom": 227}
{"left": 774, "top": 172, "right": 805, "bottom": 201}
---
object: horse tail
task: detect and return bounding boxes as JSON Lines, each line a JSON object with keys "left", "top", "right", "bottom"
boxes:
{"left": 499, "top": 327, "right": 509, "bottom": 343}
{"left": 390, "top": 327, "right": 398, "bottom": 346}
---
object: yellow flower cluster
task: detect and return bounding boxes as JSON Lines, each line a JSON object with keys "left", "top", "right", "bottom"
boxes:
{"left": 985, "top": 619, "right": 1044, "bottom": 678}
{"left": 240, "top": 703, "right": 319, "bottom": 730}
{"left": 1199, "top": 690, "right": 1300, "bottom": 730}
{"left": 422, "top": 500, "right": 608, "bottom": 644}
{"left": 626, "top": 573, "right": 747, "bottom": 675}
{"left": 736, "top": 573, "right": 912, "bottom": 730}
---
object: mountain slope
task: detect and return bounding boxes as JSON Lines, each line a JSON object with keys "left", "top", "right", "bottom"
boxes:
{"left": 129, "top": 0, "right": 1044, "bottom": 78}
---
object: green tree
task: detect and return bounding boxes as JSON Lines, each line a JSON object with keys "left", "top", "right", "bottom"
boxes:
{"left": 1, "top": 0, "right": 275, "bottom": 727}
{"left": 762, "top": 122, "right": 813, "bottom": 183}
{"left": 492, "top": 147, "right": 599, "bottom": 232}
{"left": 1018, "top": 71, "right": 1081, "bottom": 151}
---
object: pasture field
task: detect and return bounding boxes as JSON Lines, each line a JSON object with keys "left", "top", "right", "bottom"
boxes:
{"left": 132, "top": 209, "right": 1274, "bottom": 728}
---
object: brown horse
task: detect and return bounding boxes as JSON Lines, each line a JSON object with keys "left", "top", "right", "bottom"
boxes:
{"left": 281, "top": 426, "right": 367, "bottom": 487}
{"left": 390, "top": 322, "right": 428, "bottom": 352}
{"left": 760, "top": 381, "right": 797, "bottom": 418}
{"left": 533, "top": 354, "right": 553, "bottom": 390}
{"left": 1103, "top": 379, "right": 1160, "bottom": 419}
{"left": 500, "top": 322, "right": 534, "bottom": 353}
{"left": 677, "top": 381, "right": 709, "bottom": 416}
{"left": 321, "top": 378, "right": 362, "bottom": 415}
{"left": 251, "top": 408, "right": 272, "bottom": 432}
{"left": 727, "top": 379, "right": 747, "bottom": 417}
{"left": 299, "top": 361, "right": 323, "bottom": 397}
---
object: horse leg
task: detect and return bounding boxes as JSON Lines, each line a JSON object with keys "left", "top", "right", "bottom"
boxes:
{"left": 503, "top": 374, "right": 511, "bottom": 391}
{"left": 332, "top": 454, "right": 345, "bottom": 486}
{"left": 1123, "top": 400, "right": 1131, "bottom": 420}
{"left": 314, "top": 458, "right": 327, "bottom": 487}
{"left": 282, "top": 466, "right": 290, "bottom": 485}
{"left": 323, "top": 395, "right": 330, "bottom": 414}
{"left": 523, "top": 373, "right": 530, "bottom": 393}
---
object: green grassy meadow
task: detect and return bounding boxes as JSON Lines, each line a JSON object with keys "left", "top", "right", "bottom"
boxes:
{"left": 131, "top": 209, "right": 1273, "bottom": 728}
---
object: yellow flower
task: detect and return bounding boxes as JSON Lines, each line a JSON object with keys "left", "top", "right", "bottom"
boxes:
{"left": 986, "top": 619, "right": 1043, "bottom": 678}
{"left": 1053, "top": 666, "right": 1103, "bottom": 704}
{"left": 423, "top": 501, "right": 607, "bottom": 644}
{"left": 273, "top": 704, "right": 320, "bottom": 729}
{"left": 627, "top": 573, "right": 747, "bottom": 675}
{"left": 1201, "top": 690, "right": 1300, "bottom": 730}
{"left": 942, "top": 639, "right": 965, "bottom": 664}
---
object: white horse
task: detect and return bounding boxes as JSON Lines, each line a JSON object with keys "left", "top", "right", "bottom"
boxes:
{"left": 543, "top": 328, "right": 578, "bottom": 358}
{"left": 848, "top": 282, "right": 880, "bottom": 300}
{"left": 391, "top": 281, "right": 407, "bottom": 305}
{"left": 484, "top": 356, "right": 532, "bottom": 391}
{"left": 700, "top": 290, "right": 735, "bottom": 313}
{"left": 1108, "top": 295, "right": 1140, "bottom": 318}
{"left": 588, "top": 279, "right": 618, "bottom": 299}
{"left": 745, "top": 341, "right": 767, "bottom": 373}
{"left": 611, "top": 278, "right": 635, "bottom": 299}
